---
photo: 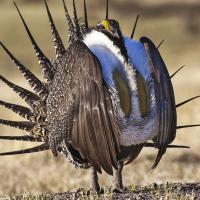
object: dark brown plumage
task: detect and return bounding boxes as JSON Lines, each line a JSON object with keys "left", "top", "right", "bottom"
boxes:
{"left": 140, "top": 37, "right": 177, "bottom": 169}
{"left": 47, "top": 40, "right": 121, "bottom": 175}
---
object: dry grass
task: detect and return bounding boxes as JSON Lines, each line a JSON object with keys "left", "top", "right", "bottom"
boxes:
{"left": 7, "top": 183, "right": 200, "bottom": 199}
{"left": 0, "top": 0, "right": 200, "bottom": 196}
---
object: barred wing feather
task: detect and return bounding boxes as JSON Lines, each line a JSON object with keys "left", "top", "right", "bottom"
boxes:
{"left": 47, "top": 40, "right": 120, "bottom": 175}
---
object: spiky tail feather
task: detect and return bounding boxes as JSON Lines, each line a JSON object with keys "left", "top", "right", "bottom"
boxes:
{"left": 62, "top": 0, "right": 75, "bottom": 45}
{"left": 0, "top": 100, "right": 33, "bottom": 120}
{"left": 170, "top": 66, "right": 185, "bottom": 79}
{"left": 83, "top": 0, "right": 89, "bottom": 31}
{"left": 145, "top": 143, "right": 189, "bottom": 149}
{"left": 0, "top": 119, "right": 34, "bottom": 132}
{"left": 0, "top": 42, "right": 47, "bottom": 99}
{"left": 13, "top": 1, "right": 54, "bottom": 81}
{"left": 0, "top": 143, "right": 49, "bottom": 156}
{"left": 44, "top": 0, "right": 65, "bottom": 59}
{"left": 72, "top": 0, "right": 82, "bottom": 39}
{"left": 0, "top": 135, "right": 42, "bottom": 142}
{"left": 130, "top": 14, "right": 139, "bottom": 39}
{"left": 0, "top": 74, "right": 40, "bottom": 107}
{"left": 176, "top": 96, "right": 200, "bottom": 108}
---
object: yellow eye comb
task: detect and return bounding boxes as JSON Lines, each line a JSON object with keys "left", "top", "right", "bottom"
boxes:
{"left": 101, "top": 19, "right": 111, "bottom": 31}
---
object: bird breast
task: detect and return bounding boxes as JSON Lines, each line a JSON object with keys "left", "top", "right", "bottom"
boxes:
{"left": 83, "top": 31, "right": 159, "bottom": 146}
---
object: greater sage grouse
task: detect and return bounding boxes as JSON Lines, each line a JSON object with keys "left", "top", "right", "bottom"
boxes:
{"left": 0, "top": 0, "right": 199, "bottom": 192}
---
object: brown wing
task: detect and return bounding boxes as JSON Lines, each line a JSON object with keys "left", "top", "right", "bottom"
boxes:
{"left": 140, "top": 37, "right": 177, "bottom": 169}
{"left": 48, "top": 40, "right": 120, "bottom": 175}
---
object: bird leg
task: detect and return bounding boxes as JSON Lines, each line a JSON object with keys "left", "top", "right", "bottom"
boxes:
{"left": 113, "top": 161, "right": 124, "bottom": 192}
{"left": 90, "top": 166, "right": 101, "bottom": 193}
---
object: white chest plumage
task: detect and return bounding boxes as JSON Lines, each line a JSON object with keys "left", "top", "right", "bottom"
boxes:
{"left": 83, "top": 30, "right": 159, "bottom": 146}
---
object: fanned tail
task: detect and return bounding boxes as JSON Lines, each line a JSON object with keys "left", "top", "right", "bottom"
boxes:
{"left": 0, "top": 1, "right": 66, "bottom": 157}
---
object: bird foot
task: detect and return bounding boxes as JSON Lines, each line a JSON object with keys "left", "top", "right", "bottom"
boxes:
{"left": 112, "top": 187, "right": 124, "bottom": 193}
{"left": 89, "top": 187, "right": 104, "bottom": 196}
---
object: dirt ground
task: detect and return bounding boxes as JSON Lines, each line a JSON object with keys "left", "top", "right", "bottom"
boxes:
{"left": 7, "top": 183, "right": 200, "bottom": 199}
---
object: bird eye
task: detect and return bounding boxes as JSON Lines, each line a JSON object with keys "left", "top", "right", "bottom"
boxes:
{"left": 96, "top": 24, "right": 106, "bottom": 31}
{"left": 100, "top": 24, "right": 105, "bottom": 29}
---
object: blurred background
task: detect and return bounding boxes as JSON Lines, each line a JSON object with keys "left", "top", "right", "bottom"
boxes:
{"left": 0, "top": 0, "right": 200, "bottom": 195}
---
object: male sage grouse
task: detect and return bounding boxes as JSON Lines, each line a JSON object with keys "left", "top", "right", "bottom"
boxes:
{"left": 0, "top": 0, "right": 199, "bottom": 192}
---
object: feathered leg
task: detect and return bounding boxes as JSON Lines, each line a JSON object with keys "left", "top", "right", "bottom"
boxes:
{"left": 113, "top": 162, "right": 123, "bottom": 191}
{"left": 90, "top": 166, "right": 100, "bottom": 193}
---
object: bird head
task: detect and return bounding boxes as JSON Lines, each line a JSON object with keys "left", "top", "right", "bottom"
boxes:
{"left": 95, "top": 19, "right": 123, "bottom": 40}
{"left": 95, "top": 19, "right": 129, "bottom": 61}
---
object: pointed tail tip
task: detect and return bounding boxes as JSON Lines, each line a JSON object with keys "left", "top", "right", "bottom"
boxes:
{"left": 106, "top": 0, "right": 109, "bottom": 19}
{"left": 157, "top": 40, "right": 164, "bottom": 49}
{"left": 0, "top": 41, "right": 10, "bottom": 53}
{"left": 176, "top": 95, "right": 200, "bottom": 108}
{"left": 0, "top": 135, "right": 42, "bottom": 142}
{"left": 83, "top": 0, "right": 89, "bottom": 29}
{"left": 130, "top": 14, "right": 140, "bottom": 39}
{"left": 62, "top": 0, "right": 68, "bottom": 14}
{"left": 44, "top": 0, "right": 48, "bottom": 7}
{"left": 0, "top": 143, "right": 50, "bottom": 156}
{"left": 151, "top": 147, "right": 166, "bottom": 170}
{"left": 177, "top": 124, "right": 200, "bottom": 129}
{"left": 13, "top": 0, "right": 18, "bottom": 9}
{"left": 0, "top": 41, "right": 6, "bottom": 50}
{"left": 170, "top": 65, "right": 185, "bottom": 79}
